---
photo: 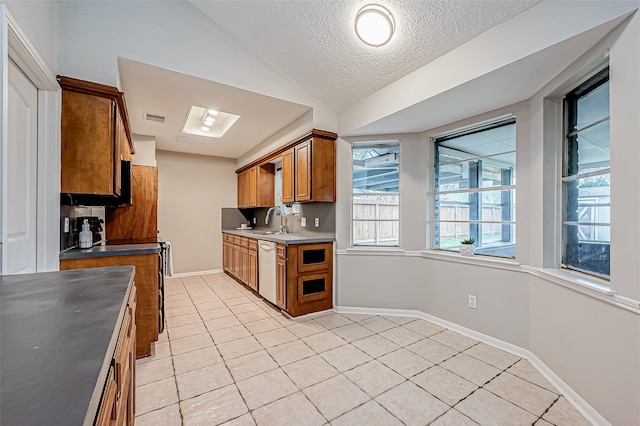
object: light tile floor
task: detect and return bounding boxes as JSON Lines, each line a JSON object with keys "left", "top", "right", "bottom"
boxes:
{"left": 135, "top": 273, "right": 592, "bottom": 426}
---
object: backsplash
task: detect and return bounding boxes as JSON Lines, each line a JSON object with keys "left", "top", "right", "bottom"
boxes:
{"left": 60, "top": 205, "right": 106, "bottom": 251}
{"left": 221, "top": 203, "right": 335, "bottom": 234}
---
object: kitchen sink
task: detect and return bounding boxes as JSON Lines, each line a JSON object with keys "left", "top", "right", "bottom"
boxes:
{"left": 250, "top": 230, "right": 283, "bottom": 236}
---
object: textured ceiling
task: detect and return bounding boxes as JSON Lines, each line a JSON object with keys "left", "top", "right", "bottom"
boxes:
{"left": 190, "top": 0, "right": 541, "bottom": 112}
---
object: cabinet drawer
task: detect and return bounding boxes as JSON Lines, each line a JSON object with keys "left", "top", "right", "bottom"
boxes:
{"left": 233, "top": 236, "right": 241, "bottom": 245}
{"left": 248, "top": 239, "right": 258, "bottom": 251}
{"left": 240, "top": 237, "right": 249, "bottom": 248}
{"left": 297, "top": 272, "right": 331, "bottom": 304}
{"left": 277, "top": 245, "right": 287, "bottom": 259}
{"left": 297, "top": 243, "right": 332, "bottom": 273}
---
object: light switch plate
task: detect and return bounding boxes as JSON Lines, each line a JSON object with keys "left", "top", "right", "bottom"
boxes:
{"left": 63, "top": 217, "right": 70, "bottom": 233}
{"left": 301, "top": 217, "right": 307, "bottom": 227}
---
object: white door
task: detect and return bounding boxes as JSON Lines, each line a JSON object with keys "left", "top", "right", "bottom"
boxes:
{"left": 2, "top": 60, "right": 38, "bottom": 274}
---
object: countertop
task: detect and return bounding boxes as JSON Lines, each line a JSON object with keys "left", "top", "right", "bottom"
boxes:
{"left": 222, "top": 229, "right": 335, "bottom": 245}
{"left": 0, "top": 266, "right": 134, "bottom": 426}
{"left": 60, "top": 242, "right": 162, "bottom": 260}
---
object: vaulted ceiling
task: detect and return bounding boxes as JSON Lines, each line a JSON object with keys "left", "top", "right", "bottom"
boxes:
{"left": 190, "top": 0, "right": 540, "bottom": 112}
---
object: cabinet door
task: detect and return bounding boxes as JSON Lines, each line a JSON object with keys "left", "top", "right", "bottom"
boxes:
{"left": 240, "top": 247, "right": 249, "bottom": 284}
{"left": 113, "top": 110, "right": 124, "bottom": 196}
{"left": 281, "top": 148, "right": 295, "bottom": 204}
{"left": 223, "top": 240, "right": 229, "bottom": 272}
{"left": 61, "top": 90, "right": 116, "bottom": 195}
{"left": 237, "top": 173, "right": 244, "bottom": 208}
{"left": 295, "top": 141, "right": 311, "bottom": 202}
{"left": 233, "top": 244, "right": 241, "bottom": 278}
{"left": 248, "top": 249, "right": 258, "bottom": 291}
{"left": 248, "top": 167, "right": 258, "bottom": 208}
{"left": 256, "top": 163, "right": 275, "bottom": 207}
{"left": 276, "top": 256, "right": 287, "bottom": 310}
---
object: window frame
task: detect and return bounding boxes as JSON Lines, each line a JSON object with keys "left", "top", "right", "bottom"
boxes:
{"left": 432, "top": 117, "right": 517, "bottom": 258}
{"left": 561, "top": 67, "right": 611, "bottom": 279}
{"left": 351, "top": 141, "right": 401, "bottom": 248}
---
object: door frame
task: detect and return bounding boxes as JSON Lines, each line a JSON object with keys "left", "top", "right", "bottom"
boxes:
{"left": 1, "top": 6, "right": 60, "bottom": 273}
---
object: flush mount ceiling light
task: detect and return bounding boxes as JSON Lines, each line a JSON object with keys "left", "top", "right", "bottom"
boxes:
{"left": 354, "top": 4, "right": 395, "bottom": 47}
{"left": 182, "top": 106, "right": 240, "bottom": 138}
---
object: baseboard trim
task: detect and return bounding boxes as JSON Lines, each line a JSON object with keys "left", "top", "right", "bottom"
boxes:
{"left": 170, "top": 269, "right": 222, "bottom": 278}
{"left": 334, "top": 305, "right": 610, "bottom": 426}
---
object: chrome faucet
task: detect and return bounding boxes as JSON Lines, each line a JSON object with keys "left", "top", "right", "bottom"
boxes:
{"left": 265, "top": 206, "right": 278, "bottom": 225}
{"left": 265, "top": 206, "right": 287, "bottom": 233}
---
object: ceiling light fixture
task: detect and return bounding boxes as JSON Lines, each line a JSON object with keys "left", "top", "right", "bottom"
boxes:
{"left": 201, "top": 126, "right": 210, "bottom": 132}
{"left": 355, "top": 4, "right": 395, "bottom": 47}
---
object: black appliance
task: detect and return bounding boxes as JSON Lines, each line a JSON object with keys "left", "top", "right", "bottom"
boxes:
{"left": 61, "top": 160, "right": 132, "bottom": 207}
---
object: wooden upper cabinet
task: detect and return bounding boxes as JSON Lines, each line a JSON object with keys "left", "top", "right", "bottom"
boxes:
{"left": 306, "top": 137, "right": 336, "bottom": 203}
{"left": 281, "top": 148, "right": 295, "bottom": 204}
{"left": 237, "top": 164, "right": 275, "bottom": 208}
{"left": 58, "top": 76, "right": 134, "bottom": 197}
{"left": 248, "top": 166, "right": 258, "bottom": 208}
{"left": 61, "top": 90, "right": 117, "bottom": 195}
{"left": 236, "top": 129, "right": 336, "bottom": 205}
{"left": 294, "top": 141, "right": 311, "bottom": 202}
{"left": 288, "top": 137, "right": 336, "bottom": 204}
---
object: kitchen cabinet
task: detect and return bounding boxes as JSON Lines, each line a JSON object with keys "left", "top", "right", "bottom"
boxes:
{"left": 60, "top": 253, "right": 159, "bottom": 358}
{"left": 58, "top": 76, "right": 135, "bottom": 197}
{"left": 237, "top": 164, "right": 275, "bottom": 208}
{"left": 281, "top": 149, "right": 295, "bottom": 204}
{"left": 222, "top": 233, "right": 332, "bottom": 316}
{"left": 282, "top": 242, "right": 333, "bottom": 316}
{"left": 280, "top": 137, "right": 335, "bottom": 203}
{"left": 106, "top": 165, "right": 158, "bottom": 241}
{"left": 248, "top": 239, "right": 258, "bottom": 291}
{"left": 97, "top": 285, "right": 136, "bottom": 425}
{"left": 222, "top": 233, "right": 258, "bottom": 291}
{"left": 276, "top": 245, "right": 287, "bottom": 309}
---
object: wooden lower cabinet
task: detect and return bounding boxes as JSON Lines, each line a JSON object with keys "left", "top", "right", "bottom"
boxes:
{"left": 248, "top": 248, "right": 258, "bottom": 291}
{"left": 284, "top": 242, "right": 333, "bottom": 317}
{"left": 61, "top": 253, "right": 159, "bottom": 358}
{"left": 276, "top": 253, "right": 287, "bottom": 310}
{"left": 222, "top": 233, "right": 258, "bottom": 292}
{"left": 222, "top": 233, "right": 333, "bottom": 317}
{"left": 96, "top": 284, "right": 136, "bottom": 425}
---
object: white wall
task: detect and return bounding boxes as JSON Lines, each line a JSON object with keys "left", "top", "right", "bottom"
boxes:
{"left": 334, "top": 10, "right": 640, "bottom": 425}
{"left": 132, "top": 135, "right": 156, "bottom": 167}
{"left": 156, "top": 150, "right": 237, "bottom": 274}
{"left": 57, "top": 0, "right": 336, "bottom": 132}
{"left": 3, "top": 1, "right": 58, "bottom": 74}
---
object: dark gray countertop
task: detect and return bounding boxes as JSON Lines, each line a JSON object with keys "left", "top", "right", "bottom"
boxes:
{"left": 222, "top": 229, "right": 335, "bottom": 245}
{"left": 0, "top": 266, "right": 134, "bottom": 426}
{"left": 60, "top": 242, "right": 161, "bottom": 260}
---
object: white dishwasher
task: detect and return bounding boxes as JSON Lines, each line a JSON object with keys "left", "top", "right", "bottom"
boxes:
{"left": 258, "top": 240, "right": 277, "bottom": 305}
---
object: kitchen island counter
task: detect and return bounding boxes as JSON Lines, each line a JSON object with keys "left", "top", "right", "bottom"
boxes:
{"left": 0, "top": 266, "right": 134, "bottom": 426}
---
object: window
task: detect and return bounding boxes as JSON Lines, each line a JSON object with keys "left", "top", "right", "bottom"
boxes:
{"left": 563, "top": 68, "right": 610, "bottom": 278}
{"left": 434, "top": 118, "right": 516, "bottom": 257}
{"left": 352, "top": 143, "right": 400, "bottom": 246}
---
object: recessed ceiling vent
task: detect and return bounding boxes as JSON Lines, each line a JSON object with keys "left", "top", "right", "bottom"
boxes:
{"left": 144, "top": 112, "right": 165, "bottom": 123}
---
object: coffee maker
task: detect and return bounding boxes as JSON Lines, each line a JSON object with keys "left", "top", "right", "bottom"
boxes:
{"left": 76, "top": 216, "right": 104, "bottom": 246}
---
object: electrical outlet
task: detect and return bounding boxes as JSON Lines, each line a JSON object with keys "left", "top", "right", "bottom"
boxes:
{"left": 468, "top": 295, "right": 477, "bottom": 309}
{"left": 314, "top": 218, "right": 319, "bottom": 227}
{"left": 63, "top": 217, "right": 70, "bottom": 233}
{"left": 253, "top": 218, "right": 257, "bottom": 225}
{"left": 301, "top": 217, "right": 307, "bottom": 227}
